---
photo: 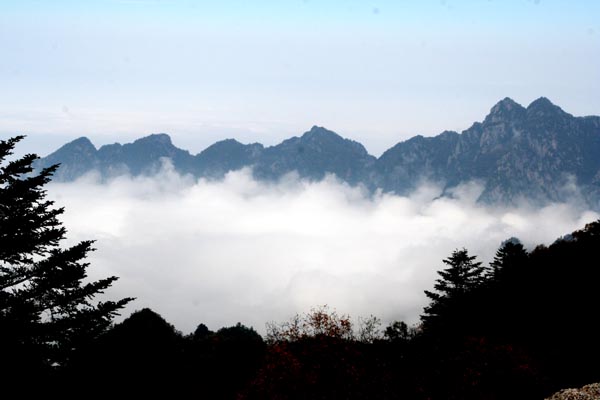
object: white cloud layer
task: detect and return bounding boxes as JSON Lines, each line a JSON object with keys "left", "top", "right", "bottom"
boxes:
{"left": 47, "top": 164, "right": 599, "bottom": 335}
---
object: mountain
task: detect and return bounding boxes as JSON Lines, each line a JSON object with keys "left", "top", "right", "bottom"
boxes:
{"left": 252, "top": 126, "right": 376, "bottom": 185}
{"left": 194, "top": 139, "right": 264, "bottom": 179}
{"left": 96, "top": 133, "right": 195, "bottom": 177}
{"left": 35, "top": 126, "right": 376, "bottom": 184}
{"left": 38, "top": 133, "right": 195, "bottom": 180}
{"left": 37, "top": 136, "right": 98, "bottom": 181}
{"left": 376, "top": 97, "right": 600, "bottom": 205}
{"left": 34, "top": 98, "right": 600, "bottom": 207}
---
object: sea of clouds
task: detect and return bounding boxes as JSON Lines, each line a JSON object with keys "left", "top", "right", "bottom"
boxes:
{"left": 47, "top": 162, "right": 599, "bottom": 335}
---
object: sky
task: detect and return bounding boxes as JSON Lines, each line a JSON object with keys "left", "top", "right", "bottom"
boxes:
{"left": 1, "top": 0, "right": 599, "bottom": 157}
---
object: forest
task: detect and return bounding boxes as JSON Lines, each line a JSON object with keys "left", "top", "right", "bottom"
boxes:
{"left": 2, "top": 135, "right": 599, "bottom": 399}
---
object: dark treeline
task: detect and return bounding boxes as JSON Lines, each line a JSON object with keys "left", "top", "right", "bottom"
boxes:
{"left": 67, "top": 222, "right": 600, "bottom": 399}
{"left": 2, "top": 136, "right": 599, "bottom": 398}
{"left": 59, "top": 222, "right": 600, "bottom": 400}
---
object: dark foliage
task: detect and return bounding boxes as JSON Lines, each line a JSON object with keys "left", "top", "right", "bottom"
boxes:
{"left": 183, "top": 322, "right": 266, "bottom": 399}
{"left": 0, "top": 136, "right": 132, "bottom": 389}
{"left": 70, "top": 308, "right": 187, "bottom": 396}
{"left": 72, "top": 309, "right": 266, "bottom": 398}
{"left": 421, "top": 248, "right": 486, "bottom": 335}
{"left": 70, "top": 219, "right": 595, "bottom": 399}
{"left": 242, "top": 307, "right": 395, "bottom": 399}
{"left": 412, "top": 221, "right": 600, "bottom": 399}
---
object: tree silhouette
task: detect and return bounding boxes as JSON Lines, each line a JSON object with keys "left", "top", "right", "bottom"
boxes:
{"left": 181, "top": 321, "right": 265, "bottom": 399}
{"left": 421, "top": 248, "right": 485, "bottom": 331}
{"left": 0, "top": 136, "right": 132, "bottom": 381}
{"left": 384, "top": 321, "right": 418, "bottom": 343}
{"left": 192, "top": 322, "right": 213, "bottom": 341}
{"left": 489, "top": 238, "right": 528, "bottom": 282}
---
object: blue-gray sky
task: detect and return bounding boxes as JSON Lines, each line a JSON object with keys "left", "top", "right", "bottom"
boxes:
{"left": 1, "top": 0, "right": 599, "bottom": 156}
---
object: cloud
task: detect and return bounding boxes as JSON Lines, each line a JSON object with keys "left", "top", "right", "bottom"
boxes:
{"left": 48, "top": 164, "right": 599, "bottom": 335}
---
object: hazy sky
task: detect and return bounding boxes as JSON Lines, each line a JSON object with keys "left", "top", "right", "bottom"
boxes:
{"left": 2, "top": 0, "right": 599, "bottom": 156}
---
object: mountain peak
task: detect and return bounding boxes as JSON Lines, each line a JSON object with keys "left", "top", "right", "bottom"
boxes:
{"left": 71, "top": 136, "right": 93, "bottom": 144}
{"left": 490, "top": 97, "right": 524, "bottom": 114}
{"left": 484, "top": 97, "right": 526, "bottom": 124}
{"left": 303, "top": 125, "right": 340, "bottom": 139}
{"left": 218, "top": 138, "right": 242, "bottom": 145}
{"left": 200, "top": 138, "right": 244, "bottom": 153}
{"left": 497, "top": 97, "right": 518, "bottom": 106}
{"left": 528, "top": 96, "right": 554, "bottom": 109}
{"left": 296, "top": 126, "right": 349, "bottom": 147}
{"left": 133, "top": 133, "right": 173, "bottom": 146}
{"left": 60, "top": 136, "right": 96, "bottom": 152}
{"left": 526, "top": 97, "right": 567, "bottom": 116}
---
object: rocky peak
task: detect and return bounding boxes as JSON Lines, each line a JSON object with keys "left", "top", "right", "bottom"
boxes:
{"left": 528, "top": 96, "right": 555, "bottom": 109}
{"left": 301, "top": 126, "right": 342, "bottom": 141}
{"left": 298, "top": 125, "right": 369, "bottom": 156}
{"left": 199, "top": 138, "right": 263, "bottom": 157}
{"left": 34, "top": 136, "right": 98, "bottom": 181}
{"left": 132, "top": 133, "right": 173, "bottom": 147}
{"left": 205, "top": 138, "right": 243, "bottom": 149}
{"left": 61, "top": 137, "right": 96, "bottom": 153}
{"left": 493, "top": 97, "right": 520, "bottom": 111}
{"left": 526, "top": 97, "right": 568, "bottom": 118}
{"left": 437, "top": 130, "right": 460, "bottom": 141}
{"left": 484, "top": 97, "right": 526, "bottom": 125}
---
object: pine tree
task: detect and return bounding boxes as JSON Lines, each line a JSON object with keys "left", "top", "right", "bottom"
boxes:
{"left": 0, "top": 136, "right": 133, "bottom": 379}
{"left": 421, "top": 248, "right": 485, "bottom": 329}
{"left": 489, "top": 238, "right": 528, "bottom": 282}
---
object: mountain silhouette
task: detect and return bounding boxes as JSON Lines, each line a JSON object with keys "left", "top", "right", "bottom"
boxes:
{"left": 34, "top": 98, "right": 600, "bottom": 207}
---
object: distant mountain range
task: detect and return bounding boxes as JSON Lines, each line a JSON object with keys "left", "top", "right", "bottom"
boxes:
{"left": 34, "top": 97, "right": 600, "bottom": 208}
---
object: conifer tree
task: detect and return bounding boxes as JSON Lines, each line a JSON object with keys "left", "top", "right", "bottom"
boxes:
{"left": 489, "top": 238, "right": 528, "bottom": 282}
{"left": 0, "top": 136, "right": 133, "bottom": 377}
{"left": 421, "top": 248, "right": 485, "bottom": 328}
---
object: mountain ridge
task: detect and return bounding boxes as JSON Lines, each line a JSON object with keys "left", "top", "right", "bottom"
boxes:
{"left": 34, "top": 97, "right": 600, "bottom": 208}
